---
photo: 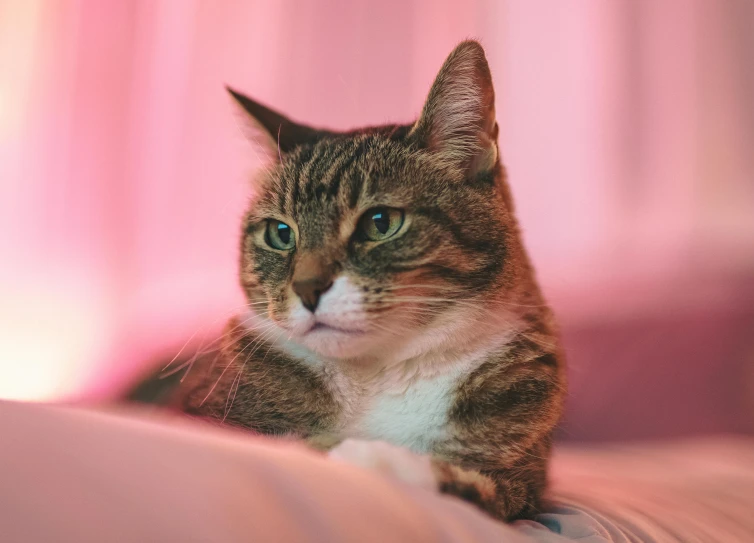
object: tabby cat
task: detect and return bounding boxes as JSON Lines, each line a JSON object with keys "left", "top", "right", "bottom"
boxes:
{"left": 164, "top": 40, "right": 565, "bottom": 522}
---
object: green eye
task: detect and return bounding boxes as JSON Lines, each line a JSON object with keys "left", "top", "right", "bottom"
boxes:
{"left": 265, "top": 220, "right": 295, "bottom": 250}
{"left": 358, "top": 207, "right": 404, "bottom": 241}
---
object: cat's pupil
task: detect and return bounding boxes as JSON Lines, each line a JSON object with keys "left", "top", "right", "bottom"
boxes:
{"left": 277, "top": 223, "right": 291, "bottom": 244}
{"left": 373, "top": 211, "right": 389, "bottom": 234}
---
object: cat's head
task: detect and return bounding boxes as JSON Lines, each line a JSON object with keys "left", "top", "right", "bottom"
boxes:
{"left": 232, "top": 41, "right": 525, "bottom": 360}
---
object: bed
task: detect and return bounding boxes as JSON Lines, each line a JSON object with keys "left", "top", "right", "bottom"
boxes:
{"left": 1, "top": 400, "right": 752, "bottom": 542}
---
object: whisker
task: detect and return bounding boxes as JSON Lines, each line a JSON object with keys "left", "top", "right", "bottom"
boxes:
{"left": 379, "top": 284, "right": 548, "bottom": 309}
{"left": 222, "top": 325, "right": 284, "bottom": 421}
{"left": 199, "top": 321, "right": 279, "bottom": 407}
{"left": 160, "top": 309, "right": 277, "bottom": 382}
{"left": 160, "top": 300, "right": 270, "bottom": 374}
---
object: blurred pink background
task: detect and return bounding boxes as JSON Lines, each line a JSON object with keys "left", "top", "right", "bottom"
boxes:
{"left": 1, "top": 1, "right": 752, "bottom": 441}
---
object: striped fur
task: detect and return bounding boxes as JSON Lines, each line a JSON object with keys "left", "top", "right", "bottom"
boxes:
{"left": 175, "top": 41, "right": 566, "bottom": 522}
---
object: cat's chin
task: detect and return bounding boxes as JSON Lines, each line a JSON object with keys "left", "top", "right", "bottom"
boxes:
{"left": 297, "top": 327, "right": 375, "bottom": 360}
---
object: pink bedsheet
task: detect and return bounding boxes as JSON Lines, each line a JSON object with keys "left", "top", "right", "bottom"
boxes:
{"left": 1, "top": 401, "right": 752, "bottom": 542}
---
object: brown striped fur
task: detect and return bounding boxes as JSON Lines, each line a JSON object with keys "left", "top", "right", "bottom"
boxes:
{"left": 170, "top": 41, "right": 566, "bottom": 522}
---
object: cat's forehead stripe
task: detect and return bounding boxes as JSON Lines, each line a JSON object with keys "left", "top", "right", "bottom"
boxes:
{"left": 289, "top": 144, "right": 318, "bottom": 210}
{"left": 304, "top": 146, "right": 343, "bottom": 202}
{"left": 324, "top": 138, "right": 369, "bottom": 202}
{"left": 281, "top": 138, "right": 373, "bottom": 216}
{"left": 292, "top": 145, "right": 332, "bottom": 212}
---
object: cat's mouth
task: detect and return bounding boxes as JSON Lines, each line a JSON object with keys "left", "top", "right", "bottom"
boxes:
{"left": 305, "top": 322, "right": 367, "bottom": 336}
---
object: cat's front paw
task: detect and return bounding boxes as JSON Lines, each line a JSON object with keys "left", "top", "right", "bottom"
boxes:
{"left": 328, "top": 439, "right": 438, "bottom": 492}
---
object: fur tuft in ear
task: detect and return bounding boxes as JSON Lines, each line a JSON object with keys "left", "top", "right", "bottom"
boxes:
{"left": 411, "top": 41, "right": 498, "bottom": 175}
{"left": 226, "top": 86, "right": 331, "bottom": 161}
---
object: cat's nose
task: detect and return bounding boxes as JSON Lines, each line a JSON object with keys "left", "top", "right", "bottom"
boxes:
{"left": 292, "top": 255, "right": 335, "bottom": 313}
{"left": 293, "top": 276, "right": 333, "bottom": 313}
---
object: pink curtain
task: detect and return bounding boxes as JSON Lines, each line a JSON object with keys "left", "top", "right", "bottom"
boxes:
{"left": 1, "top": 0, "right": 753, "bottom": 401}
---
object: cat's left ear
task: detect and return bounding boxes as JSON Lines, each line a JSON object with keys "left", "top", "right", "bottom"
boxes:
{"left": 226, "top": 86, "right": 331, "bottom": 160}
{"left": 410, "top": 41, "right": 499, "bottom": 176}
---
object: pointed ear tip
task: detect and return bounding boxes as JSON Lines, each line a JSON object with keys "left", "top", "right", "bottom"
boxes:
{"left": 445, "top": 40, "right": 491, "bottom": 78}
{"left": 454, "top": 39, "right": 486, "bottom": 58}
{"left": 226, "top": 86, "right": 255, "bottom": 111}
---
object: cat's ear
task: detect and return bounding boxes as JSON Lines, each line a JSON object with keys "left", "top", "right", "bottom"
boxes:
{"left": 411, "top": 41, "right": 499, "bottom": 176}
{"left": 226, "top": 86, "right": 329, "bottom": 160}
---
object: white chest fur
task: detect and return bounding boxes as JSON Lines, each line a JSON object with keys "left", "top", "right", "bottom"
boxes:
{"left": 323, "top": 315, "right": 519, "bottom": 454}
{"left": 347, "top": 370, "right": 463, "bottom": 454}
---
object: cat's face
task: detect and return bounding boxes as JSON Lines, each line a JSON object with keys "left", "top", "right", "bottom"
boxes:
{"left": 241, "top": 134, "right": 508, "bottom": 359}
{"left": 233, "top": 41, "right": 515, "bottom": 360}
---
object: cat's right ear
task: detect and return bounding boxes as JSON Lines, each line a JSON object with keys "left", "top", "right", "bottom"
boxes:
{"left": 226, "top": 86, "right": 327, "bottom": 161}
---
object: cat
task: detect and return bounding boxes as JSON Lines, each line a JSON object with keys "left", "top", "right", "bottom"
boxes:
{"left": 152, "top": 40, "right": 566, "bottom": 522}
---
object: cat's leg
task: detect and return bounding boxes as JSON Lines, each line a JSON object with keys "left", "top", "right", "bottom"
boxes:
{"left": 430, "top": 447, "right": 549, "bottom": 521}
{"left": 181, "top": 317, "right": 340, "bottom": 436}
{"left": 327, "top": 438, "right": 549, "bottom": 521}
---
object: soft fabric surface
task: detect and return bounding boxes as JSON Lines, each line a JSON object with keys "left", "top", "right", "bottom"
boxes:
{"left": 1, "top": 401, "right": 752, "bottom": 542}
